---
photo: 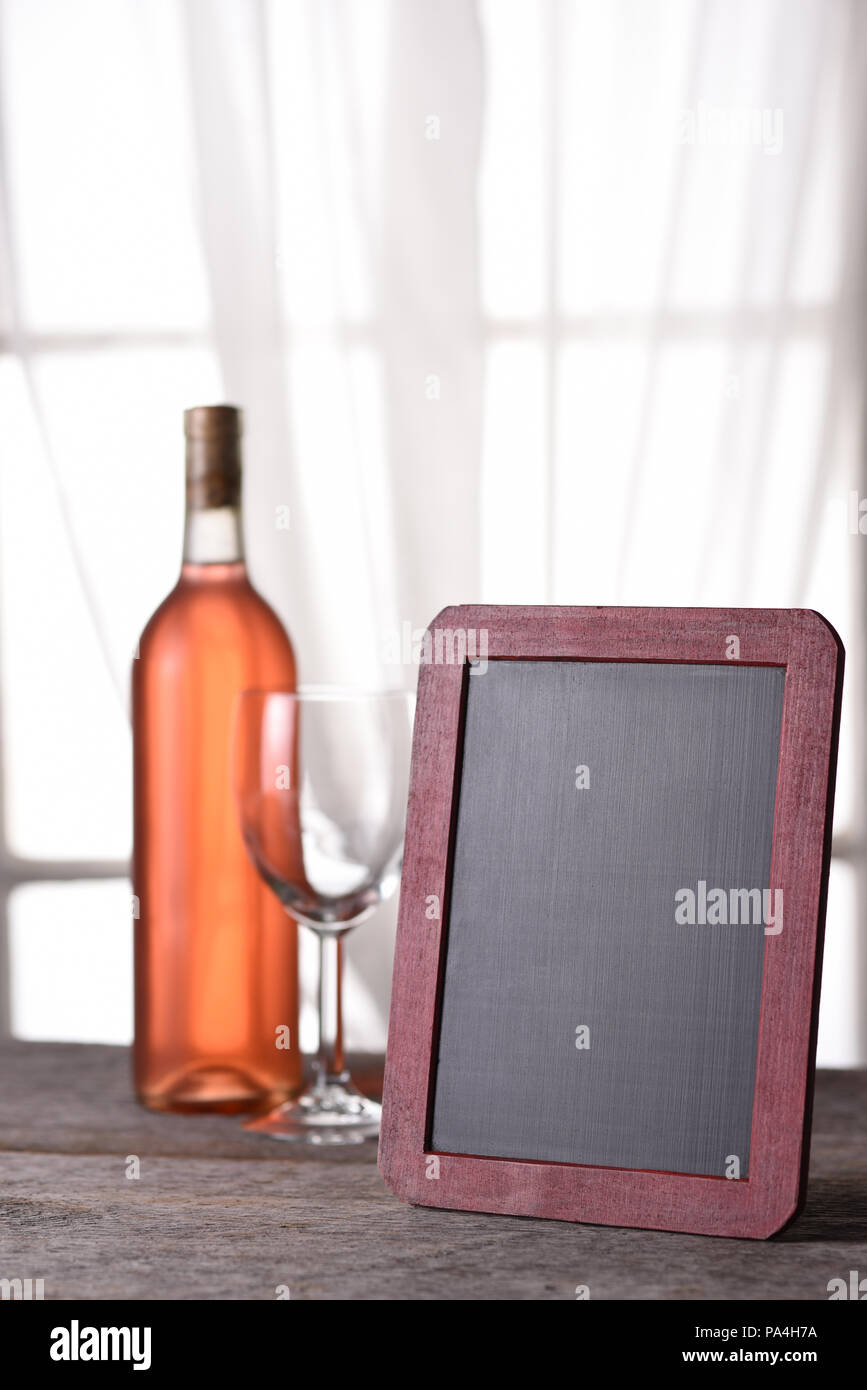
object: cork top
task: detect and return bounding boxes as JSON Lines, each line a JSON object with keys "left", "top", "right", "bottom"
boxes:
{"left": 184, "top": 404, "right": 242, "bottom": 509}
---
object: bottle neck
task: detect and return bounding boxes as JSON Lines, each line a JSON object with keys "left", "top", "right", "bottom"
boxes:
{"left": 182, "top": 505, "right": 245, "bottom": 566}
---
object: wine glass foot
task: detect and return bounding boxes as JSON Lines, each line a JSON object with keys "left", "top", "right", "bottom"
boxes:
{"left": 243, "top": 1078, "right": 382, "bottom": 1145}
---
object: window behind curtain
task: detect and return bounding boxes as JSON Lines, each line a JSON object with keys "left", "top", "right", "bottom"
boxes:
{"left": 0, "top": 0, "right": 863, "bottom": 1063}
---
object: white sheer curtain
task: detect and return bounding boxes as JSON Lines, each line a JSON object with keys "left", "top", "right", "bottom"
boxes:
{"left": 0, "top": 0, "right": 865, "bottom": 1062}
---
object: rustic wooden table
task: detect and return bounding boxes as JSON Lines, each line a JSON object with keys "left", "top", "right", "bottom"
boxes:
{"left": 1, "top": 1042, "right": 865, "bottom": 1300}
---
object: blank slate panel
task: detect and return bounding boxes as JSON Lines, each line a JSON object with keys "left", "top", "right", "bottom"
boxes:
{"left": 430, "top": 660, "right": 785, "bottom": 1178}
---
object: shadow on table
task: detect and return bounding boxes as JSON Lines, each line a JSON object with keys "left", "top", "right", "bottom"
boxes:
{"left": 776, "top": 1176, "right": 867, "bottom": 1243}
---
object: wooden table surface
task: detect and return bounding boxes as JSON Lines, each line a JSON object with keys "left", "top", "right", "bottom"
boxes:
{"left": 1, "top": 1042, "right": 865, "bottom": 1300}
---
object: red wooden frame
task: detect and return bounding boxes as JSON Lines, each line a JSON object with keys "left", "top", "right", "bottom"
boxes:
{"left": 378, "top": 606, "right": 843, "bottom": 1239}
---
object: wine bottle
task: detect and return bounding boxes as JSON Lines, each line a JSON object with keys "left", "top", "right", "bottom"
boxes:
{"left": 132, "top": 405, "right": 301, "bottom": 1112}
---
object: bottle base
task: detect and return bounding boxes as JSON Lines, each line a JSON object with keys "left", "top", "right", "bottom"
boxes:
{"left": 136, "top": 1064, "right": 296, "bottom": 1116}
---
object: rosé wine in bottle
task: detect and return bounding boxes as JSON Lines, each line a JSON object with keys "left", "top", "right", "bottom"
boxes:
{"left": 132, "top": 405, "right": 301, "bottom": 1112}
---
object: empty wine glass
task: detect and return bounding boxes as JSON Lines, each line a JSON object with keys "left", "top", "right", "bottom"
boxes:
{"left": 232, "top": 687, "right": 414, "bottom": 1142}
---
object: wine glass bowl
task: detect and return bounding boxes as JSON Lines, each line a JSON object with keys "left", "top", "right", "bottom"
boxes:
{"left": 232, "top": 688, "right": 414, "bottom": 1142}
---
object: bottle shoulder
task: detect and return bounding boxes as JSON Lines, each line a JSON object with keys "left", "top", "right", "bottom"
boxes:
{"left": 135, "top": 569, "right": 295, "bottom": 663}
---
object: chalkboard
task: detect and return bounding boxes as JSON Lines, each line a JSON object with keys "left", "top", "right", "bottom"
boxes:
{"left": 430, "top": 659, "right": 784, "bottom": 1178}
{"left": 379, "top": 607, "right": 843, "bottom": 1238}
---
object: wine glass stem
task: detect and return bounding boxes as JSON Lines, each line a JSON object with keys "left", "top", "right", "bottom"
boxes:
{"left": 316, "top": 933, "right": 347, "bottom": 1086}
